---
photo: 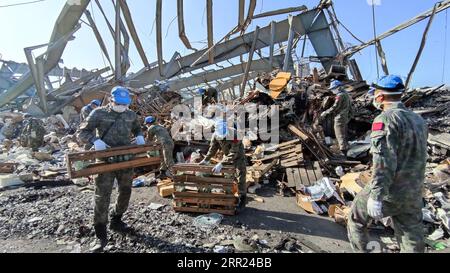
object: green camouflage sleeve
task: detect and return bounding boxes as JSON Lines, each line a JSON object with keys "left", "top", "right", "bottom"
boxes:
{"left": 78, "top": 110, "right": 99, "bottom": 144}
{"left": 204, "top": 136, "right": 220, "bottom": 162}
{"left": 220, "top": 141, "right": 241, "bottom": 164}
{"left": 369, "top": 114, "right": 398, "bottom": 201}
{"left": 147, "top": 127, "right": 156, "bottom": 142}
{"left": 132, "top": 115, "right": 143, "bottom": 137}
{"left": 323, "top": 94, "right": 343, "bottom": 116}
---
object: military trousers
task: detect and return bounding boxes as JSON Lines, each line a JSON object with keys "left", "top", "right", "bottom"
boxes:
{"left": 334, "top": 116, "right": 349, "bottom": 152}
{"left": 160, "top": 142, "right": 175, "bottom": 172}
{"left": 94, "top": 169, "right": 134, "bottom": 226}
{"left": 347, "top": 185, "right": 424, "bottom": 253}
{"left": 234, "top": 159, "right": 247, "bottom": 195}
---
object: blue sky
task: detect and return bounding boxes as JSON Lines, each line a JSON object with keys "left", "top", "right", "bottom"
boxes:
{"left": 0, "top": 0, "right": 449, "bottom": 88}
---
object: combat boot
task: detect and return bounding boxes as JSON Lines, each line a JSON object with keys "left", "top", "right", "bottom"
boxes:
{"left": 236, "top": 194, "right": 247, "bottom": 213}
{"left": 110, "top": 214, "right": 131, "bottom": 232}
{"left": 90, "top": 224, "right": 107, "bottom": 253}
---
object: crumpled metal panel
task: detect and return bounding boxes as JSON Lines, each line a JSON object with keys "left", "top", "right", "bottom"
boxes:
{"left": 0, "top": 0, "right": 90, "bottom": 108}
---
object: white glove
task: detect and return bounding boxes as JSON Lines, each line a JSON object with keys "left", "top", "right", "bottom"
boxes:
{"left": 212, "top": 162, "right": 223, "bottom": 174}
{"left": 136, "top": 135, "right": 145, "bottom": 145}
{"left": 93, "top": 139, "right": 107, "bottom": 151}
{"left": 367, "top": 197, "right": 383, "bottom": 220}
{"left": 198, "top": 159, "right": 210, "bottom": 165}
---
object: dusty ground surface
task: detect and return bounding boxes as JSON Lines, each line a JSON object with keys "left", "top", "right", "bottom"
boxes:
{"left": 0, "top": 182, "right": 359, "bottom": 253}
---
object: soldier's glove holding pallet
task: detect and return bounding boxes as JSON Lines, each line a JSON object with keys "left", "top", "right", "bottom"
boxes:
{"left": 136, "top": 135, "right": 145, "bottom": 145}
{"left": 198, "top": 159, "right": 210, "bottom": 165}
{"left": 94, "top": 139, "right": 108, "bottom": 151}
{"left": 367, "top": 197, "right": 383, "bottom": 220}
{"left": 212, "top": 162, "right": 223, "bottom": 174}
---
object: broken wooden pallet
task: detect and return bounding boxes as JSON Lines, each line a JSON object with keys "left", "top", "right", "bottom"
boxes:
{"left": 66, "top": 144, "right": 162, "bottom": 178}
{"left": 286, "top": 161, "right": 323, "bottom": 191}
{"left": 0, "top": 163, "right": 18, "bottom": 174}
{"left": 172, "top": 164, "right": 238, "bottom": 216}
{"left": 246, "top": 159, "right": 277, "bottom": 185}
{"left": 254, "top": 139, "right": 304, "bottom": 168}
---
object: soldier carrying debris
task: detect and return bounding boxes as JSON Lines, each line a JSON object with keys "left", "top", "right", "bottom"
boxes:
{"left": 347, "top": 75, "right": 428, "bottom": 253}
{"left": 199, "top": 111, "right": 247, "bottom": 211}
{"left": 320, "top": 80, "right": 353, "bottom": 157}
{"left": 144, "top": 116, "right": 175, "bottom": 179}
{"left": 19, "top": 114, "right": 46, "bottom": 152}
{"left": 80, "top": 99, "right": 101, "bottom": 121}
{"left": 78, "top": 86, "right": 145, "bottom": 253}
{"left": 198, "top": 87, "right": 219, "bottom": 105}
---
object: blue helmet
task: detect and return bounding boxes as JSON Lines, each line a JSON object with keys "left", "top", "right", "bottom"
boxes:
{"left": 329, "top": 80, "right": 344, "bottom": 90}
{"left": 215, "top": 120, "right": 228, "bottom": 138}
{"left": 372, "top": 75, "right": 405, "bottom": 91}
{"left": 91, "top": 99, "right": 101, "bottom": 107}
{"left": 198, "top": 88, "right": 206, "bottom": 95}
{"left": 144, "top": 116, "right": 156, "bottom": 124}
{"left": 111, "top": 86, "right": 131, "bottom": 105}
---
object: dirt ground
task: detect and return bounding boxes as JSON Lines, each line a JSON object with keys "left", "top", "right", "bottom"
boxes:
{"left": 0, "top": 182, "right": 355, "bottom": 253}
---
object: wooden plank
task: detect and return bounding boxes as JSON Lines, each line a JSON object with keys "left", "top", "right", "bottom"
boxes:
{"left": 258, "top": 146, "right": 302, "bottom": 161}
{"left": 313, "top": 161, "right": 323, "bottom": 180}
{"left": 0, "top": 163, "right": 18, "bottom": 173}
{"left": 173, "top": 164, "right": 235, "bottom": 174}
{"left": 173, "top": 175, "right": 234, "bottom": 184}
{"left": 174, "top": 191, "right": 236, "bottom": 199}
{"left": 293, "top": 168, "right": 303, "bottom": 191}
{"left": 298, "top": 165, "right": 310, "bottom": 186}
{"left": 67, "top": 144, "right": 161, "bottom": 161}
{"left": 173, "top": 205, "right": 235, "bottom": 216}
{"left": 174, "top": 197, "right": 237, "bottom": 206}
{"left": 286, "top": 168, "right": 295, "bottom": 188}
{"left": 274, "top": 139, "right": 301, "bottom": 149}
{"left": 288, "top": 124, "right": 309, "bottom": 141}
{"left": 173, "top": 182, "right": 233, "bottom": 192}
{"left": 68, "top": 157, "right": 161, "bottom": 178}
{"left": 282, "top": 161, "right": 302, "bottom": 168}
{"left": 305, "top": 162, "right": 318, "bottom": 184}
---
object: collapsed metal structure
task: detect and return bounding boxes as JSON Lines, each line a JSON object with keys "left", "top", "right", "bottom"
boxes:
{"left": 1, "top": 0, "right": 449, "bottom": 117}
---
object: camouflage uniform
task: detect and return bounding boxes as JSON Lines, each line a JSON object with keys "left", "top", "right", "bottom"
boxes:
{"left": 323, "top": 90, "right": 352, "bottom": 152}
{"left": 347, "top": 102, "right": 428, "bottom": 253}
{"left": 204, "top": 134, "right": 247, "bottom": 195}
{"left": 202, "top": 87, "right": 219, "bottom": 105}
{"left": 80, "top": 104, "right": 95, "bottom": 121}
{"left": 78, "top": 105, "right": 143, "bottom": 226}
{"left": 147, "top": 124, "right": 174, "bottom": 172}
{"left": 1, "top": 121, "right": 21, "bottom": 139}
{"left": 19, "top": 118, "right": 46, "bottom": 151}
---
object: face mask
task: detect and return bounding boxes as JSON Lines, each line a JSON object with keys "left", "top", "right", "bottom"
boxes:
{"left": 112, "top": 104, "right": 128, "bottom": 113}
{"left": 372, "top": 94, "right": 383, "bottom": 110}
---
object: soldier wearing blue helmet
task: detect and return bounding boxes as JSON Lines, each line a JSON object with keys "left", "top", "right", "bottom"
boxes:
{"left": 347, "top": 75, "right": 428, "bottom": 253}
{"left": 144, "top": 116, "right": 175, "bottom": 179}
{"left": 320, "top": 80, "right": 353, "bottom": 157}
{"left": 80, "top": 99, "right": 101, "bottom": 121}
{"left": 78, "top": 86, "right": 145, "bottom": 252}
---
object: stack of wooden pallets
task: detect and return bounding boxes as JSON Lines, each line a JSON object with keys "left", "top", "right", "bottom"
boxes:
{"left": 172, "top": 164, "right": 238, "bottom": 215}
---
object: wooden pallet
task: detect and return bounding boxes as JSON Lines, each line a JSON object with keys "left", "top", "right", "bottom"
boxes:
{"left": 0, "top": 163, "right": 18, "bottom": 174}
{"left": 66, "top": 144, "right": 162, "bottom": 178}
{"left": 172, "top": 164, "right": 238, "bottom": 215}
{"left": 253, "top": 139, "right": 304, "bottom": 168}
{"left": 246, "top": 159, "right": 277, "bottom": 185}
{"left": 286, "top": 161, "right": 323, "bottom": 191}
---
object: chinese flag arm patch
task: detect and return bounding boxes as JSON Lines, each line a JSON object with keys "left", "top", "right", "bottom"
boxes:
{"left": 372, "top": 122, "right": 385, "bottom": 131}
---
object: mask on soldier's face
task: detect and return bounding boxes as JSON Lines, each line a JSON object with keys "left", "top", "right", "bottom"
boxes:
{"left": 372, "top": 93, "right": 383, "bottom": 110}
{"left": 111, "top": 104, "right": 129, "bottom": 113}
